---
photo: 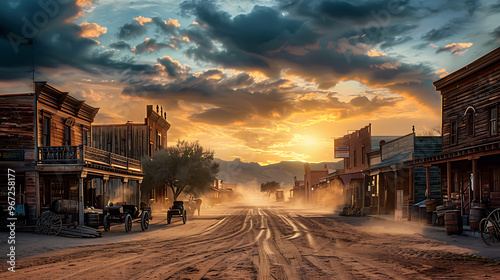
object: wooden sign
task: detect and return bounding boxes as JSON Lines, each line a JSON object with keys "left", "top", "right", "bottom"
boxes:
{"left": 0, "top": 150, "right": 24, "bottom": 161}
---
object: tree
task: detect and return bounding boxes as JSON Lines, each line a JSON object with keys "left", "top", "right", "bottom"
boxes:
{"left": 260, "top": 181, "right": 281, "bottom": 194}
{"left": 141, "top": 140, "right": 219, "bottom": 201}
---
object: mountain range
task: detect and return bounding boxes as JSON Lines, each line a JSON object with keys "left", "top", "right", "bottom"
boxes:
{"left": 215, "top": 158, "right": 343, "bottom": 189}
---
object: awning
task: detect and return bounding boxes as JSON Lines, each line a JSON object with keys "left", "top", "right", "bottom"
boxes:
{"left": 339, "top": 172, "right": 364, "bottom": 186}
{"left": 367, "top": 152, "right": 413, "bottom": 174}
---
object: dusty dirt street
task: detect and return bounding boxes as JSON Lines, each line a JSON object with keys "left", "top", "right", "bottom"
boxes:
{"left": 1, "top": 202, "right": 500, "bottom": 279}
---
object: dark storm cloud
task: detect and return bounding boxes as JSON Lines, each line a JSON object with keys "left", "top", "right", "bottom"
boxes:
{"left": 117, "top": 16, "right": 179, "bottom": 40}
{"left": 421, "top": 18, "right": 464, "bottom": 42}
{"left": 151, "top": 17, "right": 179, "bottom": 34}
{"left": 109, "top": 41, "right": 131, "bottom": 50}
{"left": 131, "top": 38, "right": 171, "bottom": 55}
{"left": 181, "top": 2, "right": 317, "bottom": 53}
{"left": 491, "top": 26, "right": 500, "bottom": 39}
{"left": 122, "top": 68, "right": 404, "bottom": 126}
{"left": 117, "top": 20, "right": 148, "bottom": 39}
{"left": 0, "top": 0, "right": 156, "bottom": 81}
{"left": 157, "top": 56, "right": 190, "bottom": 77}
{"left": 178, "top": 0, "right": 440, "bottom": 109}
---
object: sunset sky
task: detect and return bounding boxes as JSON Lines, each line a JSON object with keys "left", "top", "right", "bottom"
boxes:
{"left": 1, "top": 0, "right": 499, "bottom": 164}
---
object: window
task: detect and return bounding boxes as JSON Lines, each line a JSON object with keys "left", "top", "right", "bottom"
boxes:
{"left": 353, "top": 149, "right": 357, "bottom": 167}
{"left": 492, "top": 168, "right": 500, "bottom": 192}
{"left": 43, "top": 117, "right": 51, "bottom": 146}
{"left": 361, "top": 146, "right": 366, "bottom": 165}
{"left": 345, "top": 158, "right": 350, "bottom": 170}
{"left": 467, "top": 114, "right": 474, "bottom": 136}
{"left": 490, "top": 106, "right": 498, "bottom": 135}
{"left": 156, "top": 130, "right": 161, "bottom": 150}
{"left": 64, "top": 126, "right": 71, "bottom": 146}
{"left": 82, "top": 129, "right": 88, "bottom": 146}
{"left": 450, "top": 120, "right": 457, "bottom": 145}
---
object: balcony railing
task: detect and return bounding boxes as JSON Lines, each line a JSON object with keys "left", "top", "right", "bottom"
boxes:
{"left": 38, "top": 145, "right": 142, "bottom": 172}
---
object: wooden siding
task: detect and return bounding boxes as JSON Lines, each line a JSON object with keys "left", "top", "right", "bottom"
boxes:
{"left": 414, "top": 136, "right": 441, "bottom": 158}
{"left": 441, "top": 62, "right": 500, "bottom": 153}
{"left": 343, "top": 124, "right": 371, "bottom": 173}
{"left": 414, "top": 166, "right": 441, "bottom": 203}
{"left": 92, "top": 105, "right": 170, "bottom": 160}
{"left": 381, "top": 133, "right": 414, "bottom": 161}
{"left": 92, "top": 125, "right": 149, "bottom": 160}
{"left": 0, "top": 94, "right": 36, "bottom": 161}
{"left": 37, "top": 102, "right": 91, "bottom": 147}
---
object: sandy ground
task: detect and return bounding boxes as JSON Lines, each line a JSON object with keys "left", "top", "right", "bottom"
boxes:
{"left": 1, "top": 201, "right": 500, "bottom": 279}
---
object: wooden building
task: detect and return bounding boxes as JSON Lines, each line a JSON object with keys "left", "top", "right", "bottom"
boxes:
{"left": 333, "top": 124, "right": 399, "bottom": 213}
{"left": 92, "top": 105, "right": 170, "bottom": 160}
{"left": 0, "top": 82, "right": 143, "bottom": 226}
{"left": 408, "top": 47, "right": 500, "bottom": 219}
{"left": 303, "top": 162, "right": 328, "bottom": 202}
{"left": 290, "top": 176, "right": 305, "bottom": 201}
{"left": 366, "top": 133, "right": 441, "bottom": 219}
{"left": 92, "top": 105, "right": 171, "bottom": 205}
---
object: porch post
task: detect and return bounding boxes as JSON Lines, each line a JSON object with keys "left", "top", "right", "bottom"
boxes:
{"left": 376, "top": 174, "right": 380, "bottom": 216}
{"left": 78, "top": 171, "right": 87, "bottom": 225}
{"left": 426, "top": 166, "right": 430, "bottom": 199}
{"left": 362, "top": 175, "right": 366, "bottom": 210}
{"left": 123, "top": 178, "right": 129, "bottom": 203}
{"left": 138, "top": 179, "right": 143, "bottom": 206}
{"left": 447, "top": 162, "right": 452, "bottom": 201}
{"left": 102, "top": 175, "right": 109, "bottom": 209}
{"left": 408, "top": 167, "right": 413, "bottom": 221}
{"left": 35, "top": 171, "right": 40, "bottom": 219}
{"left": 472, "top": 158, "right": 479, "bottom": 202}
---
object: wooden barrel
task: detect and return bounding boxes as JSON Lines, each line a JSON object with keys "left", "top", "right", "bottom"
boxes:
{"left": 444, "top": 210, "right": 462, "bottom": 235}
{"left": 52, "top": 199, "right": 78, "bottom": 213}
{"left": 425, "top": 199, "right": 437, "bottom": 212}
{"left": 469, "top": 207, "right": 483, "bottom": 230}
{"left": 85, "top": 213, "right": 100, "bottom": 229}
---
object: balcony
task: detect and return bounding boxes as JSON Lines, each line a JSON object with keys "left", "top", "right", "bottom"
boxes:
{"left": 38, "top": 145, "right": 142, "bottom": 172}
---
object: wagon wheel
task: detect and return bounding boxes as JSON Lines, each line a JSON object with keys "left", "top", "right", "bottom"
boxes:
{"left": 167, "top": 213, "right": 171, "bottom": 224}
{"left": 124, "top": 214, "right": 132, "bottom": 232}
{"left": 103, "top": 215, "right": 111, "bottom": 232}
{"left": 182, "top": 210, "right": 187, "bottom": 224}
{"left": 480, "top": 218, "right": 499, "bottom": 246}
{"left": 141, "top": 211, "right": 150, "bottom": 231}
{"left": 36, "top": 211, "right": 62, "bottom": 235}
{"left": 481, "top": 208, "right": 500, "bottom": 245}
{"left": 487, "top": 208, "right": 500, "bottom": 224}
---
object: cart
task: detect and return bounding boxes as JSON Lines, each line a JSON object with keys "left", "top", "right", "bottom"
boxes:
{"left": 103, "top": 204, "right": 152, "bottom": 232}
{"left": 480, "top": 208, "right": 500, "bottom": 245}
{"left": 167, "top": 201, "right": 187, "bottom": 224}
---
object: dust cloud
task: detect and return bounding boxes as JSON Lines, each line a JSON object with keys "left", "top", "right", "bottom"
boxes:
{"left": 358, "top": 219, "right": 425, "bottom": 235}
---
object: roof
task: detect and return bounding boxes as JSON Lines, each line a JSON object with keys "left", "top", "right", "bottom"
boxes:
{"left": 434, "top": 47, "right": 500, "bottom": 91}
{"left": 371, "top": 136, "right": 400, "bottom": 151}
{"left": 368, "top": 151, "right": 413, "bottom": 171}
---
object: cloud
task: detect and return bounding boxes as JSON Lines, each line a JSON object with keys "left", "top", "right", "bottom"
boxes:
{"left": 0, "top": 1, "right": 157, "bottom": 81}
{"left": 109, "top": 41, "right": 131, "bottom": 50}
{"left": 79, "top": 22, "right": 107, "bottom": 38}
{"left": 367, "top": 49, "right": 386, "bottom": 57}
{"left": 437, "top": 42, "right": 473, "bottom": 55}
{"left": 122, "top": 67, "right": 404, "bottom": 128}
{"left": 117, "top": 19, "right": 148, "bottom": 39}
{"left": 134, "top": 16, "right": 152, "bottom": 26}
{"left": 435, "top": 68, "right": 449, "bottom": 78}
{"left": 131, "top": 38, "right": 171, "bottom": 54}
{"left": 117, "top": 16, "right": 181, "bottom": 39}
{"left": 157, "top": 56, "right": 191, "bottom": 77}
{"left": 421, "top": 18, "right": 464, "bottom": 42}
{"left": 179, "top": 0, "right": 440, "bottom": 110}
